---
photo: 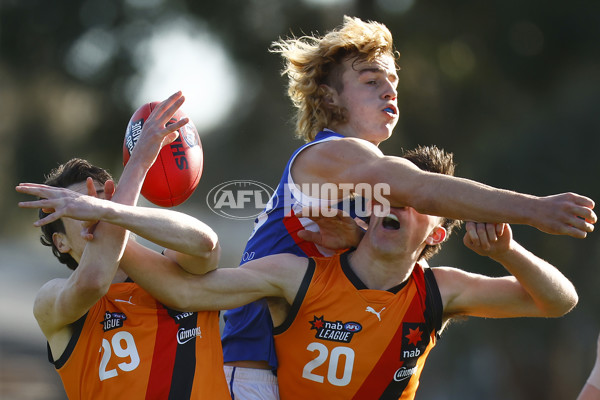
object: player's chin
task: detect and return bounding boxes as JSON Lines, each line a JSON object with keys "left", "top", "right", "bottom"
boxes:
{"left": 377, "top": 127, "right": 394, "bottom": 141}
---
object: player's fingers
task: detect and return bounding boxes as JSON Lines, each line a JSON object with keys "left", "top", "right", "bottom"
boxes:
{"left": 18, "top": 198, "right": 52, "bottom": 209}
{"left": 15, "top": 184, "right": 53, "bottom": 198}
{"left": 81, "top": 223, "right": 97, "bottom": 241}
{"left": 165, "top": 117, "right": 188, "bottom": 132}
{"left": 161, "top": 96, "right": 185, "bottom": 121}
{"left": 154, "top": 94, "right": 185, "bottom": 124}
{"left": 81, "top": 232, "right": 95, "bottom": 241}
{"left": 559, "top": 225, "right": 588, "bottom": 239}
{"left": 476, "top": 223, "right": 491, "bottom": 249}
{"left": 485, "top": 223, "right": 498, "bottom": 242}
{"left": 86, "top": 177, "right": 97, "bottom": 197}
{"left": 104, "top": 180, "right": 115, "bottom": 201}
{"left": 577, "top": 206, "right": 597, "bottom": 225}
{"left": 153, "top": 91, "right": 183, "bottom": 117}
{"left": 568, "top": 214, "right": 595, "bottom": 234}
{"left": 297, "top": 229, "right": 320, "bottom": 243}
{"left": 572, "top": 193, "right": 595, "bottom": 210}
{"left": 496, "top": 223, "right": 505, "bottom": 236}
{"left": 464, "top": 221, "right": 480, "bottom": 246}
{"left": 162, "top": 119, "right": 188, "bottom": 142}
{"left": 15, "top": 183, "right": 44, "bottom": 194}
{"left": 33, "top": 210, "right": 63, "bottom": 226}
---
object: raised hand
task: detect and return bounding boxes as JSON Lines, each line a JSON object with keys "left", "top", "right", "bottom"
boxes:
{"left": 16, "top": 180, "right": 107, "bottom": 227}
{"left": 128, "top": 91, "right": 189, "bottom": 171}
{"left": 535, "top": 193, "right": 596, "bottom": 238}
{"left": 296, "top": 207, "right": 365, "bottom": 251}
{"left": 463, "top": 222, "right": 511, "bottom": 257}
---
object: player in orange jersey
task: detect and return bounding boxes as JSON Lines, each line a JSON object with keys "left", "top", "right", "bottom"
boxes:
{"left": 16, "top": 92, "right": 230, "bottom": 399}
{"left": 69, "top": 144, "right": 576, "bottom": 400}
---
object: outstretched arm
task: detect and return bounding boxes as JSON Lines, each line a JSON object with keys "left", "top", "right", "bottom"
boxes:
{"left": 120, "top": 252, "right": 308, "bottom": 313}
{"left": 16, "top": 185, "right": 219, "bottom": 275}
{"left": 435, "top": 222, "right": 578, "bottom": 321}
{"left": 297, "top": 138, "right": 596, "bottom": 238}
{"left": 296, "top": 208, "right": 365, "bottom": 250}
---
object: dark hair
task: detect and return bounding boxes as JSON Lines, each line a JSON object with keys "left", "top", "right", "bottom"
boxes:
{"left": 402, "top": 145, "right": 463, "bottom": 261}
{"left": 39, "top": 158, "right": 113, "bottom": 270}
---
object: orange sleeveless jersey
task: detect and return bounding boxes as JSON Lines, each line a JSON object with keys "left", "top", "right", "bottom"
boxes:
{"left": 273, "top": 251, "right": 443, "bottom": 400}
{"left": 49, "top": 282, "right": 230, "bottom": 399}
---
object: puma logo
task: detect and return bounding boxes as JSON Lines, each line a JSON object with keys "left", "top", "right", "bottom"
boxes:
{"left": 365, "top": 306, "right": 386, "bottom": 321}
{"left": 114, "top": 296, "right": 135, "bottom": 305}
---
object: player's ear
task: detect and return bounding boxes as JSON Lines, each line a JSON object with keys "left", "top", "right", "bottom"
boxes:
{"left": 319, "top": 84, "right": 338, "bottom": 107}
{"left": 425, "top": 226, "right": 447, "bottom": 245}
{"left": 52, "top": 232, "right": 71, "bottom": 254}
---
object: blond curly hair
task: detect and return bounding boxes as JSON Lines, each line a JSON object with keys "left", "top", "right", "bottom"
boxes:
{"left": 271, "top": 16, "right": 398, "bottom": 142}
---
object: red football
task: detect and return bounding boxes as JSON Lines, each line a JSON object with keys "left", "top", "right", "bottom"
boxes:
{"left": 123, "top": 101, "right": 203, "bottom": 207}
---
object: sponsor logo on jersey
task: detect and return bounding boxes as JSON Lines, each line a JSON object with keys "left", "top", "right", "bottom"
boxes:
{"left": 173, "top": 311, "right": 194, "bottom": 321}
{"left": 177, "top": 326, "right": 202, "bottom": 344}
{"left": 101, "top": 312, "right": 127, "bottom": 332}
{"left": 401, "top": 322, "right": 428, "bottom": 360}
{"left": 393, "top": 366, "right": 418, "bottom": 382}
{"left": 365, "top": 306, "right": 386, "bottom": 321}
{"left": 309, "top": 315, "right": 361, "bottom": 343}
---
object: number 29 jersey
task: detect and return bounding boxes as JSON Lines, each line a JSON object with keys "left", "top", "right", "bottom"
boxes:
{"left": 273, "top": 251, "right": 443, "bottom": 400}
{"left": 49, "top": 282, "right": 230, "bottom": 399}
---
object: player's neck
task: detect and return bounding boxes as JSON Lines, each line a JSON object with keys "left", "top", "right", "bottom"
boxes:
{"left": 347, "top": 249, "right": 413, "bottom": 291}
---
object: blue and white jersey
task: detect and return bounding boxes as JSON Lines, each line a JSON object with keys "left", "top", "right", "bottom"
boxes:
{"left": 221, "top": 130, "right": 366, "bottom": 368}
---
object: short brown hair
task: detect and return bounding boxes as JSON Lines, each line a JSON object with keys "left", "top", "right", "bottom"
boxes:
{"left": 39, "top": 158, "right": 112, "bottom": 270}
{"left": 402, "top": 145, "right": 463, "bottom": 261}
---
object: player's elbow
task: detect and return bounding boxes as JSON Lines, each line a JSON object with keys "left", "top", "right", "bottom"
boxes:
{"left": 195, "top": 226, "right": 219, "bottom": 256}
{"left": 75, "top": 271, "right": 112, "bottom": 299}
{"left": 160, "top": 283, "right": 206, "bottom": 312}
{"left": 543, "top": 285, "right": 579, "bottom": 317}
{"left": 159, "top": 296, "right": 194, "bottom": 312}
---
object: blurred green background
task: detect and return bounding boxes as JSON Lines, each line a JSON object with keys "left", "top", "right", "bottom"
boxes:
{"left": 1, "top": 0, "right": 599, "bottom": 399}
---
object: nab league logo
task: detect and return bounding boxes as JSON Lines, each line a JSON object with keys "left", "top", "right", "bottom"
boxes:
{"left": 309, "top": 315, "right": 362, "bottom": 343}
{"left": 124, "top": 118, "right": 143, "bottom": 155}
{"left": 101, "top": 312, "right": 127, "bottom": 332}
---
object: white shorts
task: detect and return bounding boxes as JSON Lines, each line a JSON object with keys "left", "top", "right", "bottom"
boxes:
{"left": 223, "top": 365, "right": 279, "bottom": 400}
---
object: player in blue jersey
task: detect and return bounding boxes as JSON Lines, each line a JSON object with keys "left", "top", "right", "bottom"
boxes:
{"left": 221, "top": 16, "right": 596, "bottom": 399}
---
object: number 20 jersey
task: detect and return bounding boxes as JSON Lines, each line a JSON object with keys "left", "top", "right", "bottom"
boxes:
{"left": 49, "top": 282, "right": 230, "bottom": 399}
{"left": 273, "top": 251, "right": 443, "bottom": 400}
